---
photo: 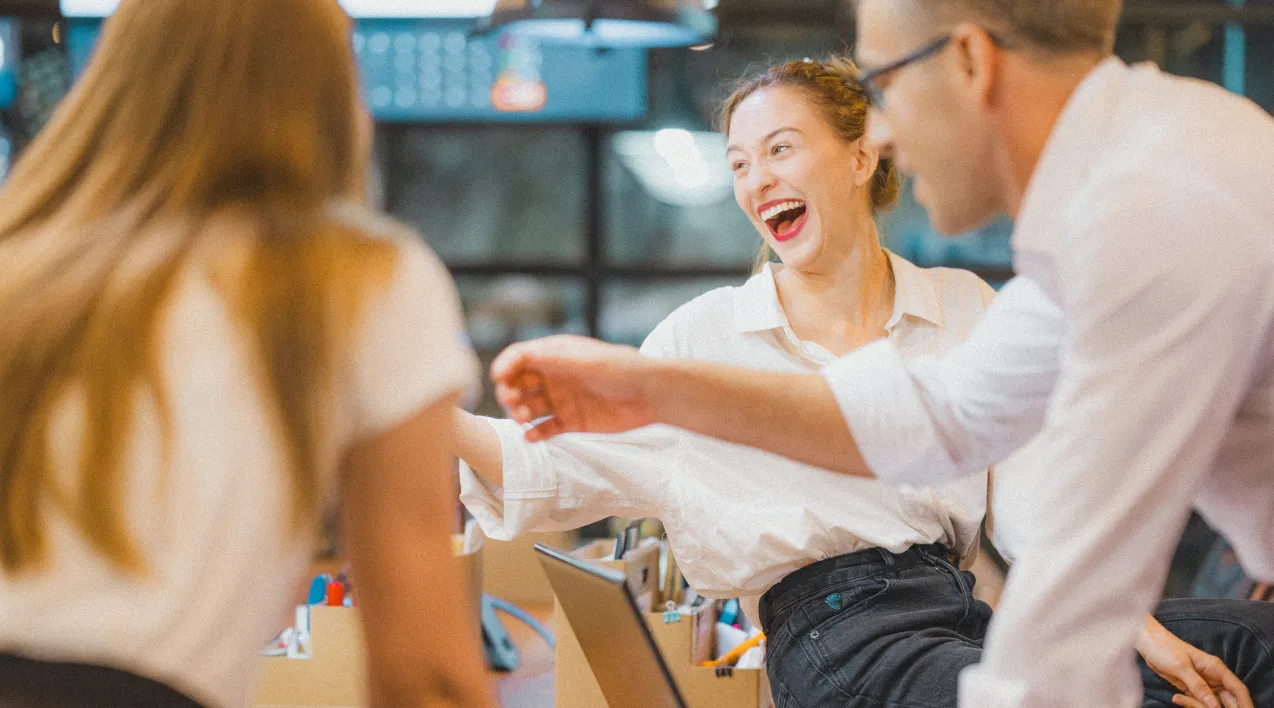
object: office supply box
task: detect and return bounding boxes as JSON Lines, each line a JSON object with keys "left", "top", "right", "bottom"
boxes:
{"left": 553, "top": 540, "right": 774, "bottom": 708}
{"left": 254, "top": 532, "right": 483, "bottom": 707}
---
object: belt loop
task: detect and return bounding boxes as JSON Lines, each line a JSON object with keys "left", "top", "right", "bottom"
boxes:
{"left": 877, "top": 548, "right": 895, "bottom": 567}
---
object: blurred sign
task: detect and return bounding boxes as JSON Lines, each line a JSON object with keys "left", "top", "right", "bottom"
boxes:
{"left": 355, "top": 21, "right": 645, "bottom": 122}
{"left": 67, "top": 18, "right": 647, "bottom": 123}
{"left": 61, "top": 0, "right": 501, "bottom": 18}
{"left": 0, "top": 18, "right": 15, "bottom": 110}
{"left": 0, "top": 122, "right": 10, "bottom": 183}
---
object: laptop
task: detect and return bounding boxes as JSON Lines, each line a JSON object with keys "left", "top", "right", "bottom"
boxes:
{"left": 535, "top": 543, "right": 689, "bottom": 708}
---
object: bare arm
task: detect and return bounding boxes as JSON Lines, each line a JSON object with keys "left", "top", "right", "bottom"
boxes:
{"left": 450, "top": 407, "right": 504, "bottom": 487}
{"left": 490, "top": 335, "right": 871, "bottom": 477}
{"left": 342, "top": 394, "right": 496, "bottom": 708}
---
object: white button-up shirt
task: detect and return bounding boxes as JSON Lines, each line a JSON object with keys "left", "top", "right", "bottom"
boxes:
{"left": 823, "top": 58, "right": 1274, "bottom": 708}
{"left": 460, "top": 253, "right": 991, "bottom": 621}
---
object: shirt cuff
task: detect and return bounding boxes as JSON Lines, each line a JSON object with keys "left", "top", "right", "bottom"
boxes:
{"left": 820, "top": 341, "right": 961, "bottom": 487}
{"left": 456, "top": 417, "right": 558, "bottom": 540}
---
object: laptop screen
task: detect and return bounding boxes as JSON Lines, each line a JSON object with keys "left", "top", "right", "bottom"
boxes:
{"left": 535, "top": 544, "right": 687, "bottom": 708}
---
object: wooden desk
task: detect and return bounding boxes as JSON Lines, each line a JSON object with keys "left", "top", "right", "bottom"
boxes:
{"left": 493, "top": 604, "right": 556, "bottom": 708}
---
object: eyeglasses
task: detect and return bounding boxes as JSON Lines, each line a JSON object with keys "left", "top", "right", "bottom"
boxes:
{"left": 857, "top": 33, "right": 1009, "bottom": 108}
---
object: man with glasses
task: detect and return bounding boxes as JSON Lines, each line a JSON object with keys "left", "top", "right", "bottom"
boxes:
{"left": 490, "top": 0, "right": 1274, "bottom": 705}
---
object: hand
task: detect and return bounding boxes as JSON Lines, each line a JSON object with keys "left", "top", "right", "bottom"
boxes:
{"left": 1138, "top": 617, "right": 1252, "bottom": 708}
{"left": 490, "top": 335, "right": 656, "bottom": 441}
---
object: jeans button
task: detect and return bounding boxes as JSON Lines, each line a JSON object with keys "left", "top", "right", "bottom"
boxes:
{"left": 809, "top": 630, "right": 820, "bottom": 639}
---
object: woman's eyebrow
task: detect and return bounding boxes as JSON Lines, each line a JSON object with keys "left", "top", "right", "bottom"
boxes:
{"left": 727, "top": 127, "right": 802, "bottom": 154}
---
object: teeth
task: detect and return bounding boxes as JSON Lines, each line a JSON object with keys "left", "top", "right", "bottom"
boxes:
{"left": 760, "top": 200, "right": 805, "bottom": 221}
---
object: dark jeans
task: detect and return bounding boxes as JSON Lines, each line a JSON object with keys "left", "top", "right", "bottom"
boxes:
{"left": 757, "top": 545, "right": 1274, "bottom": 708}
{"left": 0, "top": 654, "right": 204, "bottom": 708}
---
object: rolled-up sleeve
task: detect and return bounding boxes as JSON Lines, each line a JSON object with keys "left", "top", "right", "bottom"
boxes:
{"left": 822, "top": 276, "right": 1062, "bottom": 487}
{"left": 458, "top": 420, "right": 681, "bottom": 540}
{"left": 459, "top": 310, "right": 691, "bottom": 540}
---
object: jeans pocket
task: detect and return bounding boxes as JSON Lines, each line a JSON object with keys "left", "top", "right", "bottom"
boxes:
{"left": 796, "top": 577, "right": 893, "bottom": 698}
{"left": 799, "top": 575, "right": 891, "bottom": 637}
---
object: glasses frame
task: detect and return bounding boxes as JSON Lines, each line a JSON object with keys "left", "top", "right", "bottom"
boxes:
{"left": 858, "top": 32, "right": 1010, "bottom": 108}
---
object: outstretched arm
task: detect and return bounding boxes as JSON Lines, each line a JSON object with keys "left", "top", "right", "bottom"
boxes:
{"left": 491, "top": 276, "right": 1060, "bottom": 487}
{"left": 491, "top": 336, "right": 870, "bottom": 476}
{"left": 451, "top": 407, "right": 505, "bottom": 486}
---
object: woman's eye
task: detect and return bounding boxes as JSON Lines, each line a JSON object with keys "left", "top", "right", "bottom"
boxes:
{"left": 772, "top": 144, "right": 791, "bottom": 156}
{"left": 732, "top": 161, "right": 748, "bottom": 172}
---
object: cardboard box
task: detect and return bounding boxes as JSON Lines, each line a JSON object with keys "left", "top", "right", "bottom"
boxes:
{"left": 254, "top": 605, "right": 366, "bottom": 708}
{"left": 253, "top": 531, "right": 484, "bottom": 708}
{"left": 554, "top": 540, "right": 774, "bottom": 708}
{"left": 481, "top": 530, "right": 578, "bottom": 605}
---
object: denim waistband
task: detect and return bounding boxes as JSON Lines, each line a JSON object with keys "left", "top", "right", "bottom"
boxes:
{"left": 757, "top": 543, "right": 954, "bottom": 636}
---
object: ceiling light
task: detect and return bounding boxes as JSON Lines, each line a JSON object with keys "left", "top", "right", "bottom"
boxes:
{"left": 478, "top": 0, "right": 716, "bottom": 48}
{"left": 613, "top": 129, "right": 732, "bottom": 208}
{"left": 60, "top": 0, "right": 502, "bottom": 19}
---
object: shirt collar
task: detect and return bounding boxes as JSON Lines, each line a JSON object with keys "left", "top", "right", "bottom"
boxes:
{"left": 732, "top": 263, "right": 789, "bottom": 334}
{"left": 885, "top": 250, "right": 943, "bottom": 328}
{"left": 731, "top": 250, "right": 944, "bottom": 335}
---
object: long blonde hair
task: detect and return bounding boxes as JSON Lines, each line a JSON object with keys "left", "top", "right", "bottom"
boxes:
{"left": 0, "top": 0, "right": 397, "bottom": 575}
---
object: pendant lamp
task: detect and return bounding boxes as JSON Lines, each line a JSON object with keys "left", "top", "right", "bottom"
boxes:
{"left": 478, "top": 0, "right": 716, "bottom": 48}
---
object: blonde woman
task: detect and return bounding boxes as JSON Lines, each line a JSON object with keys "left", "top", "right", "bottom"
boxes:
{"left": 0, "top": 1, "right": 493, "bottom": 707}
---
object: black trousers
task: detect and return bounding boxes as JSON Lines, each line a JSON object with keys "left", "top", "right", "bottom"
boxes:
{"left": 757, "top": 545, "right": 1274, "bottom": 708}
{"left": 0, "top": 654, "right": 204, "bottom": 708}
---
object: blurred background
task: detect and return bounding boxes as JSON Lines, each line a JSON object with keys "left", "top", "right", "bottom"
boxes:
{"left": 1, "top": 0, "right": 1271, "bottom": 596}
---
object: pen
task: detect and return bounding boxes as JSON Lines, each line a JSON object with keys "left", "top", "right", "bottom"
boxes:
{"left": 702, "top": 632, "right": 766, "bottom": 668}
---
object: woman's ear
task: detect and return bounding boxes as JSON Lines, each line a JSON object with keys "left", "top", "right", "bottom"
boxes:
{"left": 853, "top": 139, "right": 882, "bottom": 188}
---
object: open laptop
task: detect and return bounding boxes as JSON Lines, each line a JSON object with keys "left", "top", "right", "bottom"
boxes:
{"left": 535, "top": 543, "right": 689, "bottom": 708}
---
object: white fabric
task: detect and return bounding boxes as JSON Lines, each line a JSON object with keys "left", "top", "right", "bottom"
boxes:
{"left": 460, "top": 252, "right": 991, "bottom": 623}
{"left": 821, "top": 59, "right": 1274, "bottom": 708}
{"left": 0, "top": 208, "right": 478, "bottom": 708}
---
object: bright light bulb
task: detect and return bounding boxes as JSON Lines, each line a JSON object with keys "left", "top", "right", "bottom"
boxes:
{"left": 653, "top": 128, "right": 695, "bottom": 159}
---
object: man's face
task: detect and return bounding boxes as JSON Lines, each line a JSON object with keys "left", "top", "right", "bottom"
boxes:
{"left": 855, "top": 0, "right": 1006, "bottom": 235}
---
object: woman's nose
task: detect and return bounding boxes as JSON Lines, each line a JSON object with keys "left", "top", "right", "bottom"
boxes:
{"left": 747, "top": 163, "right": 779, "bottom": 197}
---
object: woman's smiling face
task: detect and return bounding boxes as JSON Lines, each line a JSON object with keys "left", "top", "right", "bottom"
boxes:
{"left": 727, "top": 84, "right": 877, "bottom": 272}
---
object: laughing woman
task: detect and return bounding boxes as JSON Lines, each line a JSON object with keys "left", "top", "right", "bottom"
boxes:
{"left": 457, "top": 57, "right": 995, "bottom": 704}
{"left": 454, "top": 58, "right": 1266, "bottom": 708}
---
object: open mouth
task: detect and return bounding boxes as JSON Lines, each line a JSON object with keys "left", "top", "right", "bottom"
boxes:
{"left": 759, "top": 200, "right": 809, "bottom": 242}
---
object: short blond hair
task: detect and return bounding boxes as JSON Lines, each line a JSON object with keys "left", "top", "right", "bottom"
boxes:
{"left": 910, "top": 0, "right": 1123, "bottom": 54}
